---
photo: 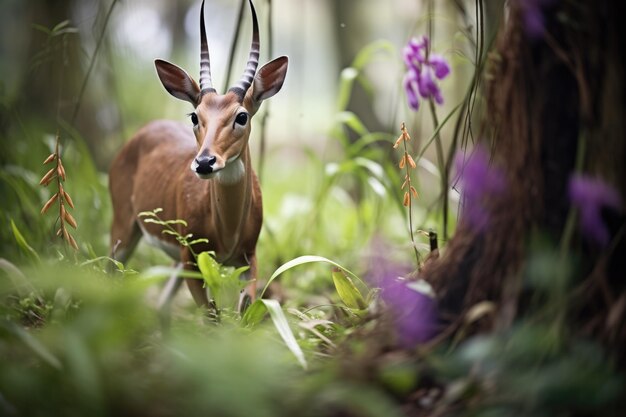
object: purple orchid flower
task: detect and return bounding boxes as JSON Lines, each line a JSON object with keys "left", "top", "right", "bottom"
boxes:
{"left": 380, "top": 276, "right": 438, "bottom": 349}
{"left": 403, "top": 36, "right": 450, "bottom": 111}
{"left": 568, "top": 174, "right": 622, "bottom": 247}
{"left": 453, "top": 145, "right": 505, "bottom": 233}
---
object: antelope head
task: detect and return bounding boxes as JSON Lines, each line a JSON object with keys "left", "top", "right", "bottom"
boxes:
{"left": 154, "top": 0, "right": 288, "bottom": 181}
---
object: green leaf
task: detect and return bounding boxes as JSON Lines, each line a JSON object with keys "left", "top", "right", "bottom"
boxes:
{"left": 32, "top": 23, "right": 52, "bottom": 35}
{"left": 331, "top": 268, "right": 367, "bottom": 310}
{"left": 137, "top": 209, "right": 159, "bottom": 218}
{"left": 337, "top": 67, "right": 358, "bottom": 111}
{"left": 351, "top": 39, "right": 396, "bottom": 70}
{"left": 80, "top": 255, "right": 124, "bottom": 272}
{"left": 262, "top": 299, "right": 307, "bottom": 369}
{"left": 354, "top": 157, "right": 386, "bottom": 180}
{"left": 241, "top": 299, "right": 268, "bottom": 327}
{"left": 197, "top": 251, "right": 221, "bottom": 295}
{"left": 188, "top": 238, "right": 209, "bottom": 245}
{"left": 231, "top": 265, "right": 250, "bottom": 282}
{"left": 196, "top": 252, "right": 247, "bottom": 310}
{"left": 3, "top": 321, "right": 62, "bottom": 370}
{"left": 261, "top": 255, "right": 362, "bottom": 297}
{"left": 164, "top": 219, "right": 188, "bottom": 226}
{"left": 347, "top": 132, "right": 395, "bottom": 156}
{"left": 51, "top": 20, "right": 71, "bottom": 34}
{"left": 0, "top": 258, "right": 34, "bottom": 296}
{"left": 416, "top": 102, "right": 462, "bottom": 161}
{"left": 10, "top": 219, "right": 39, "bottom": 262}
{"left": 336, "top": 111, "right": 369, "bottom": 137}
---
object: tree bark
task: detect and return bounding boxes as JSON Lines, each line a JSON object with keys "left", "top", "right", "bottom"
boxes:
{"left": 423, "top": 0, "right": 626, "bottom": 363}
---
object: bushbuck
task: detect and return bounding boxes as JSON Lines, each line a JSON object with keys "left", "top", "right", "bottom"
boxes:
{"left": 108, "top": 0, "right": 288, "bottom": 310}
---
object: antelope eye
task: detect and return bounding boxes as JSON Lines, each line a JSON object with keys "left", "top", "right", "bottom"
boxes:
{"left": 234, "top": 112, "right": 248, "bottom": 126}
{"left": 190, "top": 112, "right": 199, "bottom": 126}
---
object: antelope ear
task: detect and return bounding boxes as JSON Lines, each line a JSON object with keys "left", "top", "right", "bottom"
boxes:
{"left": 155, "top": 59, "right": 201, "bottom": 106}
{"left": 251, "top": 56, "right": 288, "bottom": 105}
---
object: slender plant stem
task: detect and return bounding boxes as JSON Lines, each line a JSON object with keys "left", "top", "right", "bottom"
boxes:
{"left": 559, "top": 130, "right": 587, "bottom": 256}
{"left": 71, "top": 0, "right": 118, "bottom": 125}
{"left": 223, "top": 0, "right": 247, "bottom": 93}
{"left": 426, "top": 0, "right": 446, "bottom": 233}
{"left": 257, "top": 0, "right": 274, "bottom": 183}
{"left": 406, "top": 147, "right": 421, "bottom": 268}
{"left": 442, "top": 0, "right": 492, "bottom": 239}
{"left": 394, "top": 123, "right": 420, "bottom": 269}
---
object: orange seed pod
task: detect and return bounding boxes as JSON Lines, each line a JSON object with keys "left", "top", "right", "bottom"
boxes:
{"left": 41, "top": 193, "right": 59, "bottom": 214}
{"left": 39, "top": 168, "right": 56, "bottom": 186}
{"left": 64, "top": 211, "right": 78, "bottom": 229}
{"left": 63, "top": 190, "right": 75, "bottom": 209}
{"left": 43, "top": 154, "right": 56, "bottom": 164}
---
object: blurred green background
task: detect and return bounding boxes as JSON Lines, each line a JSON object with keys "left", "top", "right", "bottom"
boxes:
{"left": 0, "top": 0, "right": 476, "bottom": 277}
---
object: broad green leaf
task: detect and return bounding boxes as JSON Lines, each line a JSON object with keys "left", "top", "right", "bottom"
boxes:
{"left": 261, "top": 255, "right": 362, "bottom": 297}
{"left": 261, "top": 299, "right": 307, "bottom": 369}
{"left": 331, "top": 268, "right": 367, "bottom": 310}
{"left": 197, "top": 251, "right": 221, "bottom": 295}
{"left": 197, "top": 252, "right": 248, "bottom": 310}
{"left": 241, "top": 299, "right": 268, "bottom": 327}
{"left": 10, "top": 219, "right": 39, "bottom": 261}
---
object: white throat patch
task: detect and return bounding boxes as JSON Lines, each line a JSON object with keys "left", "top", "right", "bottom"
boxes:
{"left": 217, "top": 157, "right": 245, "bottom": 185}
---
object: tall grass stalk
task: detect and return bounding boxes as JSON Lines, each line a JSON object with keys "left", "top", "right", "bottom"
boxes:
{"left": 395, "top": 123, "right": 420, "bottom": 268}
{"left": 70, "top": 0, "right": 118, "bottom": 124}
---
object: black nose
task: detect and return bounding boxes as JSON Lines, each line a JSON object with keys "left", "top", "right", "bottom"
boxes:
{"left": 195, "top": 155, "right": 216, "bottom": 174}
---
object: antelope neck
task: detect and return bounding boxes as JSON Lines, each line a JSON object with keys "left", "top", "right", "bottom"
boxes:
{"left": 207, "top": 146, "right": 253, "bottom": 262}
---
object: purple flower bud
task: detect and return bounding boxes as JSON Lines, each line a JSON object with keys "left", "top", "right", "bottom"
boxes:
{"left": 402, "top": 36, "right": 450, "bottom": 111}
{"left": 453, "top": 145, "right": 505, "bottom": 233}
{"left": 568, "top": 174, "right": 622, "bottom": 246}
{"left": 380, "top": 276, "right": 438, "bottom": 349}
{"left": 429, "top": 54, "right": 451, "bottom": 79}
{"left": 403, "top": 75, "right": 420, "bottom": 111}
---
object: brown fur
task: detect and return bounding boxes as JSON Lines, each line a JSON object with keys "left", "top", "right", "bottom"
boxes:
{"left": 109, "top": 57, "right": 288, "bottom": 308}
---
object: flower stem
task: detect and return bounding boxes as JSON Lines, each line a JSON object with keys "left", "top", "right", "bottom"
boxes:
{"left": 402, "top": 140, "right": 421, "bottom": 268}
{"left": 426, "top": 0, "right": 447, "bottom": 233}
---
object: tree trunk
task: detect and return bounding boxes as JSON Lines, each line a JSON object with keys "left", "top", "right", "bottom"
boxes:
{"left": 423, "top": 0, "right": 626, "bottom": 364}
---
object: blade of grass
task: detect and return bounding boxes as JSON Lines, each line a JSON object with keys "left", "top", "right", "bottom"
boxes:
{"left": 262, "top": 299, "right": 307, "bottom": 369}
{"left": 242, "top": 299, "right": 307, "bottom": 369}
{"left": 3, "top": 321, "right": 62, "bottom": 370}
{"left": 331, "top": 268, "right": 367, "bottom": 310}
{"left": 260, "top": 255, "right": 362, "bottom": 297}
{"left": 10, "top": 219, "right": 40, "bottom": 262}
